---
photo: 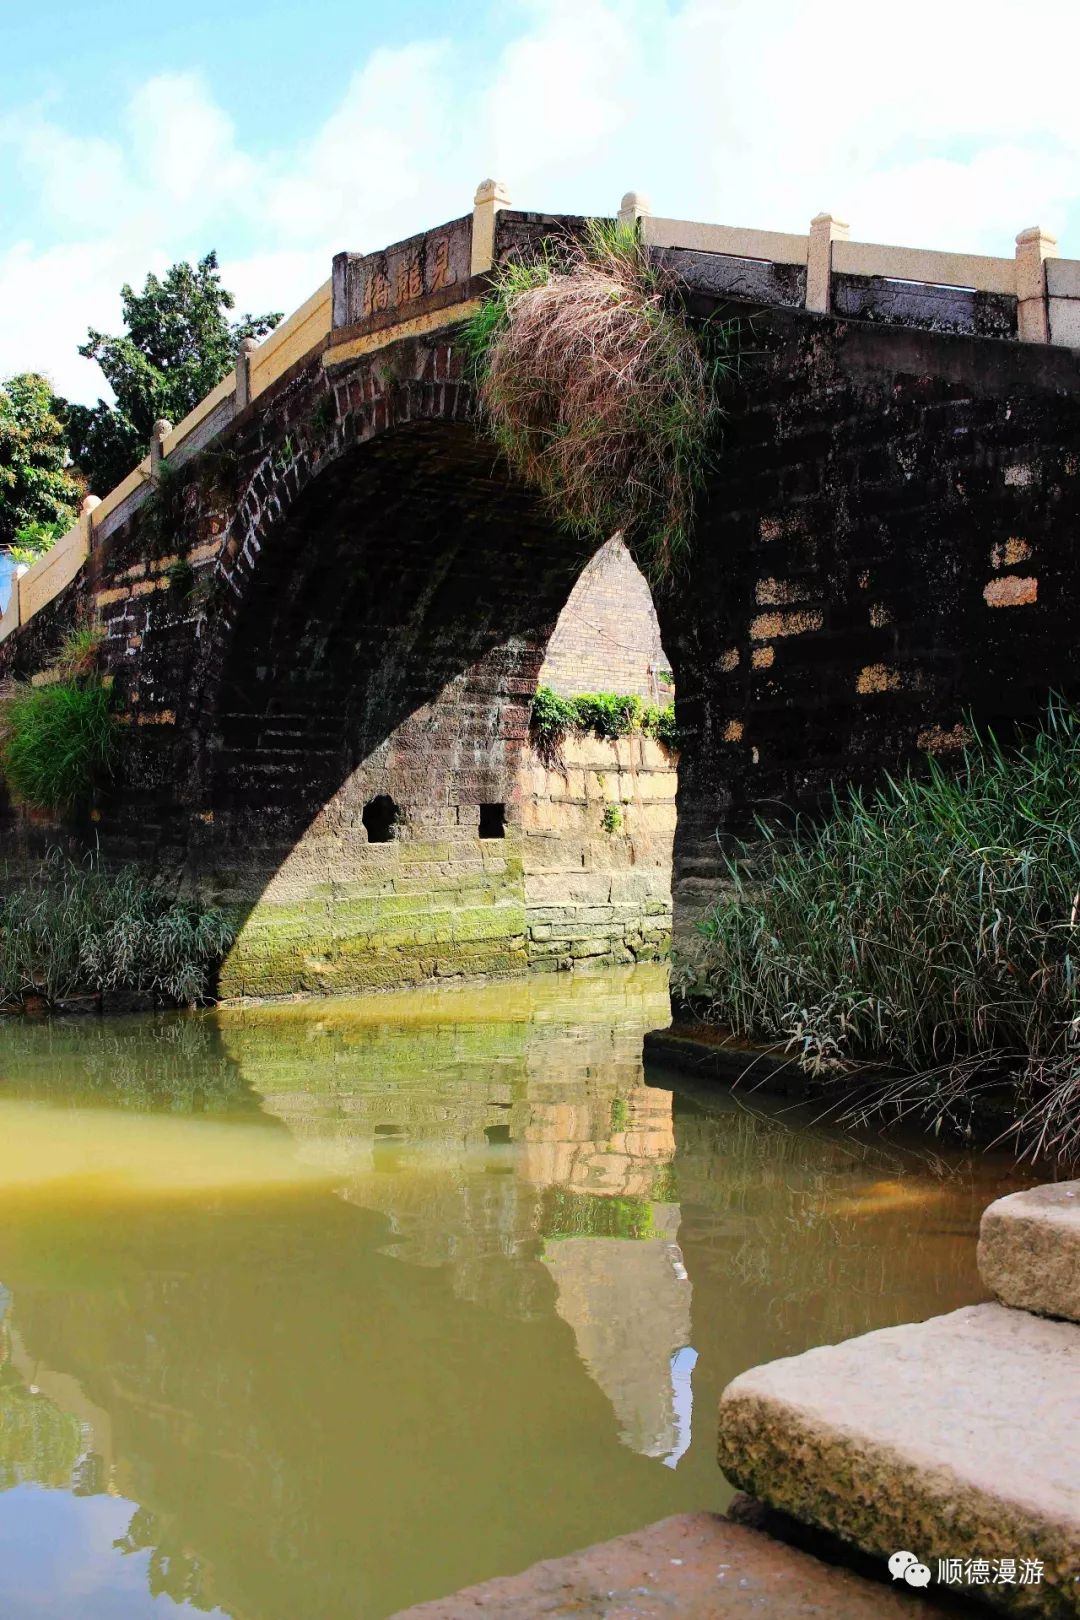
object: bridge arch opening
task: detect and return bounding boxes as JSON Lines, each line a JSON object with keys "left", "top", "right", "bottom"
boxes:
{"left": 192, "top": 413, "right": 676, "bottom": 999}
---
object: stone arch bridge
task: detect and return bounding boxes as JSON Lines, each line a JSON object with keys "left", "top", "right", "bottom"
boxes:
{"left": 3, "top": 184, "right": 1080, "bottom": 996}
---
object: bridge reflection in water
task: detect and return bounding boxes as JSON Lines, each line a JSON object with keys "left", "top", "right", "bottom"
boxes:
{"left": 0, "top": 965, "right": 1025, "bottom": 1620}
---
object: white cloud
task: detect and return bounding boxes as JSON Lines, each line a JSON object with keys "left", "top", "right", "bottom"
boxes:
{"left": 125, "top": 73, "right": 257, "bottom": 218}
{"left": 4, "top": 0, "right": 1080, "bottom": 405}
{"left": 485, "top": 0, "right": 639, "bottom": 182}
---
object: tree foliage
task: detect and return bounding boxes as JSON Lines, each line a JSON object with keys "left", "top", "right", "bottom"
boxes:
{"left": 66, "top": 252, "right": 281, "bottom": 495}
{"left": 0, "top": 374, "right": 84, "bottom": 549}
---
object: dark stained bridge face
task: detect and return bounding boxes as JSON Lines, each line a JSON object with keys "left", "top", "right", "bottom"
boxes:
{"left": 3, "top": 266, "right": 1080, "bottom": 998}
{"left": 192, "top": 396, "right": 599, "bottom": 993}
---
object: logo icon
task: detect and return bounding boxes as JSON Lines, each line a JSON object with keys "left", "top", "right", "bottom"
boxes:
{"left": 889, "top": 1550, "right": 932, "bottom": 1588}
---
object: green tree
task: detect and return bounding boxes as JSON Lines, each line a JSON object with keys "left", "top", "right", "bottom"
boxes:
{"left": 66, "top": 252, "right": 281, "bottom": 495}
{"left": 0, "top": 374, "right": 83, "bottom": 550}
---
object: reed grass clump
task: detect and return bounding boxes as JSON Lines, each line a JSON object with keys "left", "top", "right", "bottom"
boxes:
{"left": 1, "top": 626, "right": 114, "bottom": 813}
{"left": 2, "top": 679, "right": 115, "bottom": 812}
{"left": 690, "top": 702, "right": 1080, "bottom": 1163}
{"left": 0, "top": 850, "right": 235, "bottom": 1010}
{"left": 466, "top": 220, "right": 732, "bottom": 580}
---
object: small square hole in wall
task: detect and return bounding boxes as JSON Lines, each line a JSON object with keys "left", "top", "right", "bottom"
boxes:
{"left": 362, "top": 795, "right": 399, "bottom": 844}
{"left": 479, "top": 802, "right": 506, "bottom": 839}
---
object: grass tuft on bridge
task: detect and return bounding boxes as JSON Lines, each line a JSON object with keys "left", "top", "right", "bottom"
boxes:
{"left": 466, "top": 219, "right": 734, "bottom": 581}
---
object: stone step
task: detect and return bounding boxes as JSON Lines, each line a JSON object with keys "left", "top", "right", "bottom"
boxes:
{"left": 978, "top": 1180, "right": 1080, "bottom": 1323}
{"left": 388, "top": 1512, "right": 953, "bottom": 1619}
{"left": 718, "top": 1303, "right": 1080, "bottom": 1616}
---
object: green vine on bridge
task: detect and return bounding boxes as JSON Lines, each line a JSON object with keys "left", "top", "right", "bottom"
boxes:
{"left": 465, "top": 219, "right": 736, "bottom": 581}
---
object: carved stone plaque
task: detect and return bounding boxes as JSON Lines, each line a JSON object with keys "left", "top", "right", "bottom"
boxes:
{"left": 333, "top": 216, "right": 472, "bottom": 331}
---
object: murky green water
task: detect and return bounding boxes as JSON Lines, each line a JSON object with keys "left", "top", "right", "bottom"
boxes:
{"left": 0, "top": 965, "right": 1029, "bottom": 1619}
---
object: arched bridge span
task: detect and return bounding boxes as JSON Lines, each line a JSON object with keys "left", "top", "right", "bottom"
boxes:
{"left": 3, "top": 194, "right": 1080, "bottom": 996}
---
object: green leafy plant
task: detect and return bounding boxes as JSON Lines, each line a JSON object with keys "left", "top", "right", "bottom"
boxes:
{"left": 530, "top": 686, "right": 581, "bottom": 750}
{"left": 0, "top": 624, "right": 110, "bottom": 809}
{"left": 53, "top": 625, "right": 105, "bottom": 681}
{"left": 273, "top": 434, "right": 297, "bottom": 473}
{"left": 602, "top": 804, "right": 624, "bottom": 835}
{"left": 642, "top": 702, "right": 678, "bottom": 748}
{"left": 530, "top": 685, "right": 677, "bottom": 755}
{"left": 465, "top": 219, "right": 735, "bottom": 579}
{"left": 576, "top": 692, "right": 643, "bottom": 738}
{"left": 691, "top": 699, "right": 1080, "bottom": 1164}
{"left": 9, "top": 519, "right": 71, "bottom": 568}
{"left": 310, "top": 394, "right": 338, "bottom": 437}
{"left": 0, "top": 849, "right": 236, "bottom": 1009}
{"left": 165, "top": 557, "right": 195, "bottom": 598}
{"left": 138, "top": 458, "right": 189, "bottom": 552}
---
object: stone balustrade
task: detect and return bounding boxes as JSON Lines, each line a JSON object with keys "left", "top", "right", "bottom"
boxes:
{"left": 4, "top": 177, "right": 1077, "bottom": 652}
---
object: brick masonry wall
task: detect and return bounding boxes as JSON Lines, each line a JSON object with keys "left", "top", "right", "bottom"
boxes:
{"left": 521, "top": 732, "right": 675, "bottom": 970}
{"left": 538, "top": 536, "right": 673, "bottom": 703}
{"left": 659, "top": 310, "right": 1080, "bottom": 940}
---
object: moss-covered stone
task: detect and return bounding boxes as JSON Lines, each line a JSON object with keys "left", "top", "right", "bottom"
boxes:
{"left": 219, "top": 891, "right": 531, "bottom": 1000}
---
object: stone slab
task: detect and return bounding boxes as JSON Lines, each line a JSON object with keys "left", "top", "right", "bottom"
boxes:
{"left": 718, "top": 1304, "right": 1080, "bottom": 1616}
{"left": 978, "top": 1181, "right": 1080, "bottom": 1323}
{"left": 1047, "top": 261, "right": 1080, "bottom": 300}
{"left": 387, "top": 1512, "right": 953, "bottom": 1619}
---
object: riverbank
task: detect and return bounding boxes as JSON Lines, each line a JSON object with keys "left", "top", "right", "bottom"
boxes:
{"left": 645, "top": 1021, "right": 1031, "bottom": 1157}
{"left": 389, "top": 1509, "right": 958, "bottom": 1618}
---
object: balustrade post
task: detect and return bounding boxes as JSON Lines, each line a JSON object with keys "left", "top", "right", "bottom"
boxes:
{"left": 806, "top": 212, "right": 849, "bottom": 314}
{"left": 235, "top": 335, "right": 260, "bottom": 409}
{"left": 618, "top": 191, "right": 652, "bottom": 229}
{"left": 471, "top": 179, "right": 512, "bottom": 277}
{"left": 80, "top": 493, "right": 101, "bottom": 554}
{"left": 1015, "top": 226, "right": 1057, "bottom": 343}
{"left": 150, "top": 418, "right": 172, "bottom": 480}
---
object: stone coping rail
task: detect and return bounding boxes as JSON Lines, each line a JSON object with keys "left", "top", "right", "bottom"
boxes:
{"left": 4, "top": 181, "right": 1078, "bottom": 646}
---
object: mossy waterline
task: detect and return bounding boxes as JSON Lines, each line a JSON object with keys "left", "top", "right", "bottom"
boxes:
{"left": 464, "top": 218, "right": 735, "bottom": 581}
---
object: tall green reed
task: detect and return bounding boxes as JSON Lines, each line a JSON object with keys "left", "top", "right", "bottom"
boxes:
{"left": 690, "top": 700, "right": 1080, "bottom": 1162}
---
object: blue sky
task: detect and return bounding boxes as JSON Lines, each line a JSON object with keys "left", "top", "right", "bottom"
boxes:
{"left": 5, "top": 0, "right": 1080, "bottom": 404}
